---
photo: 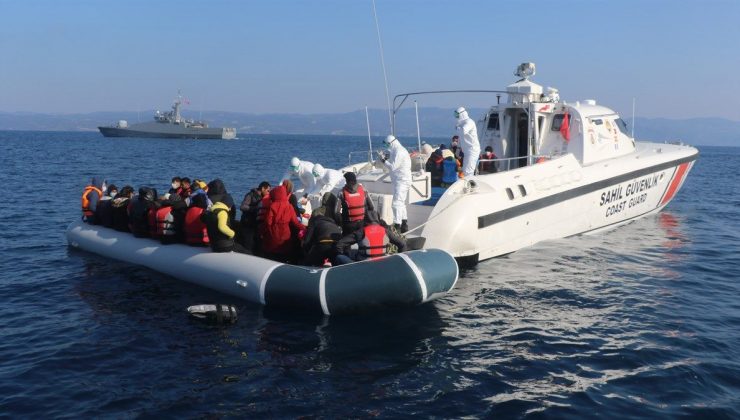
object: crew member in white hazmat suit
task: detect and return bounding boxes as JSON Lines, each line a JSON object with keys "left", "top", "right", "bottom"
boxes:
{"left": 455, "top": 107, "right": 480, "bottom": 178}
{"left": 311, "top": 163, "right": 345, "bottom": 197}
{"left": 281, "top": 157, "right": 316, "bottom": 195}
{"left": 378, "top": 135, "right": 412, "bottom": 233}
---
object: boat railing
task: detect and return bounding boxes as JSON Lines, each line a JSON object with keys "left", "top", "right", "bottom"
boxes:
{"left": 348, "top": 150, "right": 374, "bottom": 166}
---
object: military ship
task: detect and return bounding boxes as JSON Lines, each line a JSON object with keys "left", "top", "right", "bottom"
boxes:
{"left": 98, "top": 91, "right": 237, "bottom": 139}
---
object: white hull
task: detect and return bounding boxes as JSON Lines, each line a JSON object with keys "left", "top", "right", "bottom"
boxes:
{"left": 341, "top": 64, "right": 700, "bottom": 264}
{"left": 345, "top": 142, "right": 697, "bottom": 263}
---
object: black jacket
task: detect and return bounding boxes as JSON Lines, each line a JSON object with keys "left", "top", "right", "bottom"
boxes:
{"left": 425, "top": 153, "right": 444, "bottom": 187}
{"left": 302, "top": 214, "right": 342, "bottom": 266}
{"left": 303, "top": 215, "right": 342, "bottom": 251}
{"left": 111, "top": 197, "right": 131, "bottom": 232}
{"left": 128, "top": 187, "right": 157, "bottom": 238}
{"left": 239, "top": 188, "right": 263, "bottom": 226}
{"left": 94, "top": 199, "right": 114, "bottom": 227}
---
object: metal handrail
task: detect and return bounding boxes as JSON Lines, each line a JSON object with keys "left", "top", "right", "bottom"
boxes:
{"left": 391, "top": 90, "right": 509, "bottom": 134}
{"left": 348, "top": 150, "right": 373, "bottom": 166}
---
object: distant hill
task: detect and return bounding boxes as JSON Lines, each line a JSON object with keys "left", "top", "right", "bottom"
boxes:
{"left": 0, "top": 109, "right": 737, "bottom": 147}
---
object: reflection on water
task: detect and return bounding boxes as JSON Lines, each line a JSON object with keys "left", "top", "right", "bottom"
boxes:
{"left": 430, "top": 211, "right": 700, "bottom": 412}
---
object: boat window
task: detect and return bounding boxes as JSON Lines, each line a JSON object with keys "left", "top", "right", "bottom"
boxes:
{"left": 505, "top": 188, "right": 514, "bottom": 200}
{"left": 592, "top": 119, "right": 603, "bottom": 125}
{"left": 518, "top": 185, "right": 527, "bottom": 197}
{"left": 615, "top": 118, "right": 630, "bottom": 135}
{"left": 551, "top": 114, "right": 569, "bottom": 131}
{"left": 487, "top": 113, "right": 500, "bottom": 130}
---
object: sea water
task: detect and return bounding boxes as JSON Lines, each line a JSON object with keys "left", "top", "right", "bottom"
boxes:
{"left": 1, "top": 131, "right": 739, "bottom": 417}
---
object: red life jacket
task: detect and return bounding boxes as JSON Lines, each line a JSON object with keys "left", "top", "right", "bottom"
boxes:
{"left": 155, "top": 206, "right": 175, "bottom": 238}
{"left": 81, "top": 186, "right": 102, "bottom": 217}
{"left": 359, "top": 224, "right": 389, "bottom": 258}
{"left": 342, "top": 184, "right": 366, "bottom": 222}
{"left": 184, "top": 207, "right": 210, "bottom": 245}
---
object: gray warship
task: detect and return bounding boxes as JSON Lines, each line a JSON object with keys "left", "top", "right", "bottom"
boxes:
{"left": 98, "top": 91, "right": 237, "bottom": 139}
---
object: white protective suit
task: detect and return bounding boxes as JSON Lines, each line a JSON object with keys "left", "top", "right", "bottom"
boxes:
{"left": 381, "top": 135, "right": 412, "bottom": 225}
{"left": 312, "top": 163, "right": 346, "bottom": 196}
{"left": 281, "top": 157, "right": 316, "bottom": 195}
{"left": 455, "top": 107, "right": 480, "bottom": 178}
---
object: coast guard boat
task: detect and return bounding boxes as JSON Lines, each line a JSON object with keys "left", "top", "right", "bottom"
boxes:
{"left": 340, "top": 63, "right": 698, "bottom": 265}
{"left": 98, "top": 91, "right": 237, "bottom": 140}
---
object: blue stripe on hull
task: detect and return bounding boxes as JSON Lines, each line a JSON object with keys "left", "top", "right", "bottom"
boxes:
{"left": 263, "top": 266, "right": 324, "bottom": 313}
{"left": 324, "top": 255, "right": 421, "bottom": 313}
{"left": 262, "top": 250, "right": 459, "bottom": 314}
{"left": 405, "top": 249, "right": 459, "bottom": 299}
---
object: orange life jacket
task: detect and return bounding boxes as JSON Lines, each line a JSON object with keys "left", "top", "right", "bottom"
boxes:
{"left": 81, "top": 186, "right": 103, "bottom": 217}
{"left": 359, "top": 224, "right": 389, "bottom": 258}
{"left": 342, "top": 184, "right": 366, "bottom": 222}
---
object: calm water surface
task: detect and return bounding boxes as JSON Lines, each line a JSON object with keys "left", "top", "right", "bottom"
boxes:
{"left": 1, "top": 131, "right": 739, "bottom": 417}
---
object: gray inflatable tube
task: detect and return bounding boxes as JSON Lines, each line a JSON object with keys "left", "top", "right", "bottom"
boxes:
{"left": 66, "top": 221, "right": 459, "bottom": 315}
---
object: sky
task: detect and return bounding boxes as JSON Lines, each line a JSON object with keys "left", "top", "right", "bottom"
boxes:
{"left": 1, "top": 0, "right": 739, "bottom": 120}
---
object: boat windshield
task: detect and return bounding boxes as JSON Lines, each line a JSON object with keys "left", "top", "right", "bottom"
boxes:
{"left": 615, "top": 118, "right": 630, "bottom": 136}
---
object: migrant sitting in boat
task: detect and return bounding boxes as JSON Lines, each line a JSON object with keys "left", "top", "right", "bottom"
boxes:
{"left": 79, "top": 171, "right": 409, "bottom": 268}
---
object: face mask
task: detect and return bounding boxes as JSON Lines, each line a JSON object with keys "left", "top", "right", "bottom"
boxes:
{"left": 172, "top": 183, "right": 180, "bottom": 189}
{"left": 109, "top": 192, "right": 117, "bottom": 198}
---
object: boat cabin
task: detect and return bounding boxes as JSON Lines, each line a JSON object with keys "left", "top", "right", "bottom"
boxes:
{"left": 342, "top": 63, "right": 640, "bottom": 227}
{"left": 479, "top": 64, "right": 635, "bottom": 171}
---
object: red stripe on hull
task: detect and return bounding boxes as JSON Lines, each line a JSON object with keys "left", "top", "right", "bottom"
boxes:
{"left": 660, "top": 162, "right": 690, "bottom": 206}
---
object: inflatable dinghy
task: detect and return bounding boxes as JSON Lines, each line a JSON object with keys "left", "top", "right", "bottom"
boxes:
{"left": 66, "top": 221, "right": 458, "bottom": 314}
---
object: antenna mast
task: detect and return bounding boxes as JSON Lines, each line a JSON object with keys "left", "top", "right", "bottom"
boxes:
{"left": 414, "top": 100, "right": 421, "bottom": 152}
{"left": 365, "top": 106, "right": 374, "bottom": 162}
{"left": 631, "top": 97, "right": 636, "bottom": 139}
{"left": 371, "top": 0, "right": 393, "bottom": 133}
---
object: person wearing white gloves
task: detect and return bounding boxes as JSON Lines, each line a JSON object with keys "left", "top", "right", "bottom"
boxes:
{"left": 455, "top": 107, "right": 480, "bottom": 178}
{"left": 281, "top": 157, "right": 316, "bottom": 195}
{"left": 378, "top": 135, "right": 412, "bottom": 233}
{"left": 312, "top": 163, "right": 346, "bottom": 197}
